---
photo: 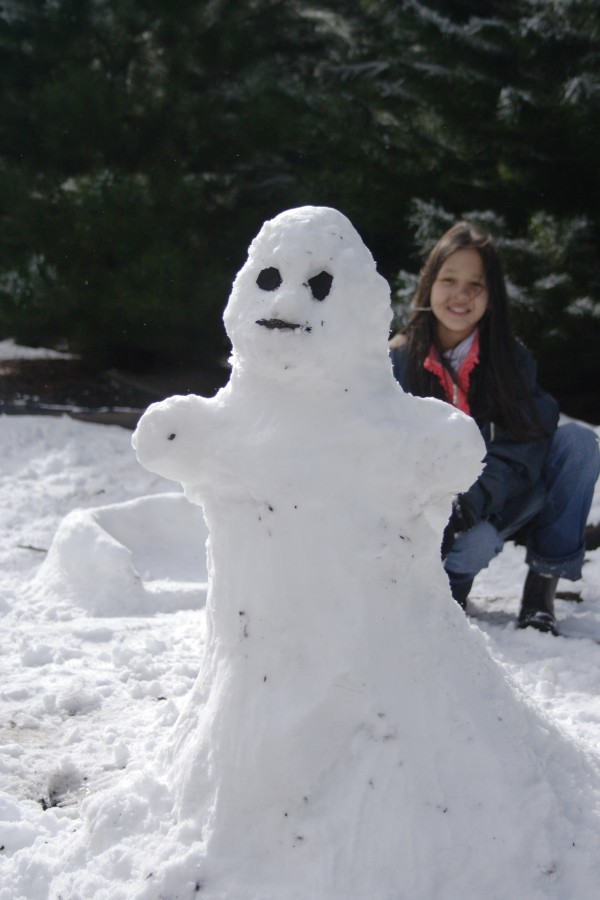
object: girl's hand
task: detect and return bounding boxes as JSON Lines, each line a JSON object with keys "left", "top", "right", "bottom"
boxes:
{"left": 441, "top": 495, "right": 478, "bottom": 558}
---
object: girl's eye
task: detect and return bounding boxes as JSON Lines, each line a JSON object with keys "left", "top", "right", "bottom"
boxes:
{"left": 256, "top": 267, "right": 282, "bottom": 291}
{"left": 307, "top": 271, "right": 333, "bottom": 301}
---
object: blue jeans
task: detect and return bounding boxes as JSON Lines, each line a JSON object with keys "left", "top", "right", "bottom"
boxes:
{"left": 445, "top": 423, "right": 600, "bottom": 589}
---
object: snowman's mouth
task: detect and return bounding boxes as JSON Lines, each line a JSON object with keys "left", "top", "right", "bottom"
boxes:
{"left": 256, "top": 318, "right": 306, "bottom": 331}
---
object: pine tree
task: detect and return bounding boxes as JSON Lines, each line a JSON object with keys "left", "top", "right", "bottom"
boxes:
{"left": 1, "top": 0, "right": 598, "bottom": 417}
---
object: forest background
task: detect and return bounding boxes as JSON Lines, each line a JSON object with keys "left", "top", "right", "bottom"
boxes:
{"left": 1, "top": 0, "right": 599, "bottom": 421}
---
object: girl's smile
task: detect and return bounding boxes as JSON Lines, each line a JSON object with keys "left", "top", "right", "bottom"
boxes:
{"left": 430, "top": 248, "right": 488, "bottom": 349}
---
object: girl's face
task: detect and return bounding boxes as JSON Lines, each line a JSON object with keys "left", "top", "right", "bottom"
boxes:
{"left": 429, "top": 247, "right": 488, "bottom": 350}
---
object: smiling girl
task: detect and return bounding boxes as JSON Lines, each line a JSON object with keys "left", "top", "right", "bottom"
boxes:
{"left": 390, "top": 221, "right": 600, "bottom": 634}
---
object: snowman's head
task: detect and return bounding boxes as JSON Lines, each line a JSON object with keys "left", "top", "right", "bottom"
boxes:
{"left": 224, "top": 206, "right": 392, "bottom": 384}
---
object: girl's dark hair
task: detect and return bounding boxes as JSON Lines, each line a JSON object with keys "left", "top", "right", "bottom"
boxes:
{"left": 404, "top": 221, "right": 542, "bottom": 440}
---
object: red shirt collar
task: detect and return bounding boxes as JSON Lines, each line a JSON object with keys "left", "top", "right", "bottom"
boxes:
{"left": 423, "top": 329, "right": 480, "bottom": 414}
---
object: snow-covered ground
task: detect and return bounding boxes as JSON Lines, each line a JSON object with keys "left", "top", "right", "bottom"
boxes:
{"left": 1, "top": 412, "right": 599, "bottom": 899}
{"left": 1, "top": 214, "right": 600, "bottom": 900}
{"left": 0, "top": 339, "right": 76, "bottom": 361}
{"left": 0, "top": 415, "right": 208, "bottom": 895}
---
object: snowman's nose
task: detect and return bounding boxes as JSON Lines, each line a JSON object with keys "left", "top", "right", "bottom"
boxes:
{"left": 269, "top": 287, "right": 302, "bottom": 321}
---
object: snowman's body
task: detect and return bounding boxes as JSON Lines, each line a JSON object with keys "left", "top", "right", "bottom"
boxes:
{"left": 131, "top": 209, "right": 582, "bottom": 898}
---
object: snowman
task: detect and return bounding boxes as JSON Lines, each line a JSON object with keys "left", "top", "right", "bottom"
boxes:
{"left": 130, "top": 208, "right": 576, "bottom": 898}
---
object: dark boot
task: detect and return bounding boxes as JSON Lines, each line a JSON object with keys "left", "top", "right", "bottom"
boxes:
{"left": 449, "top": 577, "right": 473, "bottom": 611}
{"left": 518, "top": 570, "right": 559, "bottom": 635}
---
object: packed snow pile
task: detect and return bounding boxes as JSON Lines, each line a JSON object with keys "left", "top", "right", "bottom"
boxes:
{"left": 1, "top": 208, "right": 600, "bottom": 899}
{"left": 34, "top": 493, "right": 208, "bottom": 616}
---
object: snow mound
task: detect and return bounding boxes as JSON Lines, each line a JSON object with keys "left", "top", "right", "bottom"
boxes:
{"left": 34, "top": 493, "right": 208, "bottom": 616}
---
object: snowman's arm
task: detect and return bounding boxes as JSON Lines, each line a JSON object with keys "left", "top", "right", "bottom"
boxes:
{"left": 407, "top": 396, "right": 485, "bottom": 532}
{"left": 132, "top": 393, "right": 220, "bottom": 485}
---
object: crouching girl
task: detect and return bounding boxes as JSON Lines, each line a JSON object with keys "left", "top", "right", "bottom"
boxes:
{"left": 391, "top": 221, "right": 600, "bottom": 635}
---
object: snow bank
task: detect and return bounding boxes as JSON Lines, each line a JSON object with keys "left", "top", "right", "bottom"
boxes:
{"left": 34, "top": 493, "right": 208, "bottom": 616}
{"left": 0, "top": 338, "right": 76, "bottom": 361}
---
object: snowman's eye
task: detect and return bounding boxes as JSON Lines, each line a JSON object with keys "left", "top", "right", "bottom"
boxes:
{"left": 256, "top": 267, "right": 282, "bottom": 291}
{"left": 307, "top": 271, "right": 333, "bottom": 301}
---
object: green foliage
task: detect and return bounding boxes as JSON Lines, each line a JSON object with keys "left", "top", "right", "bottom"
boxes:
{"left": 0, "top": 0, "right": 362, "bottom": 365}
{"left": 0, "top": 0, "right": 599, "bottom": 414}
